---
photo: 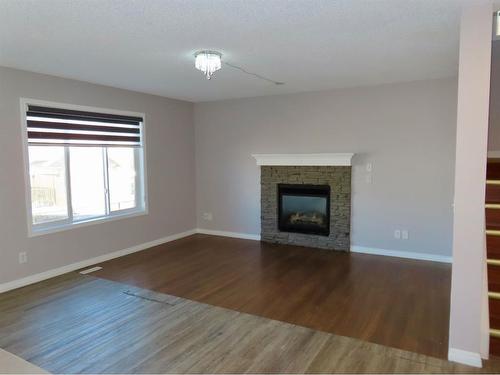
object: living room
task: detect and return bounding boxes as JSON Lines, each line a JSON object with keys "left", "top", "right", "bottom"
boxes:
{"left": 0, "top": 0, "right": 497, "bottom": 373}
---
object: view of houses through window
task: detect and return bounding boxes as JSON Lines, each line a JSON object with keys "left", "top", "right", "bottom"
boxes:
{"left": 29, "top": 146, "right": 68, "bottom": 224}
{"left": 29, "top": 146, "right": 139, "bottom": 227}
{"left": 24, "top": 102, "right": 145, "bottom": 233}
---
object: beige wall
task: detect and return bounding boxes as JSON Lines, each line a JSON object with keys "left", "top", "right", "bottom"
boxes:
{"left": 194, "top": 78, "right": 458, "bottom": 257}
{"left": 0, "top": 66, "right": 196, "bottom": 284}
{"left": 448, "top": 2, "right": 493, "bottom": 362}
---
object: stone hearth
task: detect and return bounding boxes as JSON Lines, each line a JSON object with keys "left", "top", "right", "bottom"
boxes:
{"left": 253, "top": 154, "right": 353, "bottom": 251}
{"left": 260, "top": 165, "right": 351, "bottom": 251}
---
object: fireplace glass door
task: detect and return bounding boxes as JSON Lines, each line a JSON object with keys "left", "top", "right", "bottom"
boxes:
{"left": 278, "top": 184, "right": 330, "bottom": 236}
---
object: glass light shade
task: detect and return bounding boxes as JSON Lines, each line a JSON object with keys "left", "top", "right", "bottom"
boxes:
{"left": 194, "top": 51, "right": 222, "bottom": 80}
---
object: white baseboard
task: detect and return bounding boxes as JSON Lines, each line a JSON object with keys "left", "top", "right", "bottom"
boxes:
{"left": 0, "top": 229, "right": 197, "bottom": 293}
{"left": 196, "top": 228, "right": 261, "bottom": 241}
{"left": 2, "top": 228, "right": 451, "bottom": 293}
{"left": 195, "top": 229, "right": 452, "bottom": 264}
{"left": 448, "top": 348, "right": 482, "bottom": 368}
{"left": 351, "top": 245, "right": 452, "bottom": 263}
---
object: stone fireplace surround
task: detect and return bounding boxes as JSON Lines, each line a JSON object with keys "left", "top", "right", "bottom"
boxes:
{"left": 253, "top": 154, "right": 353, "bottom": 251}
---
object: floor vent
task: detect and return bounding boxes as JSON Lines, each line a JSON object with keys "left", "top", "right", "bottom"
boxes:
{"left": 79, "top": 266, "right": 103, "bottom": 274}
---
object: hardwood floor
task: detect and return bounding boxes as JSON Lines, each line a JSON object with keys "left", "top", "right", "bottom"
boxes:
{"left": 0, "top": 273, "right": 494, "bottom": 373}
{"left": 92, "top": 234, "right": 451, "bottom": 359}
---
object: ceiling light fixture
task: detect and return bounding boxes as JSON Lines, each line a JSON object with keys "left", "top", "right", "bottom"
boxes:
{"left": 194, "top": 50, "right": 222, "bottom": 80}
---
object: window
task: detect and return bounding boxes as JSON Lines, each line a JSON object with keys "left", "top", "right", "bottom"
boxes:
{"left": 23, "top": 101, "right": 146, "bottom": 235}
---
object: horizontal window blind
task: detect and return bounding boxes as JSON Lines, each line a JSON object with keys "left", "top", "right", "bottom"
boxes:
{"left": 27, "top": 105, "right": 143, "bottom": 147}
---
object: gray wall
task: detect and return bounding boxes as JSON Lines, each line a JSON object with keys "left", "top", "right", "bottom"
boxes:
{"left": 194, "top": 78, "right": 457, "bottom": 257}
{"left": 0, "top": 67, "right": 196, "bottom": 284}
{"left": 0, "top": 67, "right": 458, "bottom": 285}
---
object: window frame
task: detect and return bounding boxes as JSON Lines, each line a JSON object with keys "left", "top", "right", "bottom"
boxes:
{"left": 20, "top": 98, "right": 149, "bottom": 237}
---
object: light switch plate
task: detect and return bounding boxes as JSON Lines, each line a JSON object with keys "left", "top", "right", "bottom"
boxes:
{"left": 18, "top": 252, "right": 27, "bottom": 264}
{"left": 402, "top": 230, "right": 409, "bottom": 240}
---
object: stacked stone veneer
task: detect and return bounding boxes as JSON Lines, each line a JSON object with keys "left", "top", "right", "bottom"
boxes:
{"left": 260, "top": 166, "right": 351, "bottom": 251}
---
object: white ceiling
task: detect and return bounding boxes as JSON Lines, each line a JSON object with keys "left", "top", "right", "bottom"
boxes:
{"left": 0, "top": 0, "right": 476, "bottom": 102}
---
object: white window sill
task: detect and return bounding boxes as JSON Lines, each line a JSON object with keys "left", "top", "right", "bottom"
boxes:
{"left": 28, "top": 208, "right": 148, "bottom": 238}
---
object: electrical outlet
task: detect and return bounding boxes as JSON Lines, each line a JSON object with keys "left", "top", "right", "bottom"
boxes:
{"left": 402, "top": 230, "right": 409, "bottom": 240}
{"left": 366, "top": 163, "right": 373, "bottom": 172}
{"left": 394, "top": 230, "right": 401, "bottom": 239}
{"left": 18, "top": 252, "right": 27, "bottom": 264}
{"left": 203, "top": 212, "right": 213, "bottom": 221}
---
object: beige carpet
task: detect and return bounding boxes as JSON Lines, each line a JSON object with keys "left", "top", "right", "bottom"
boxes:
{"left": 0, "top": 349, "right": 48, "bottom": 374}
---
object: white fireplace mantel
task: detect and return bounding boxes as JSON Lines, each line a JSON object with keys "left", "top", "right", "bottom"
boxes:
{"left": 252, "top": 153, "right": 354, "bottom": 166}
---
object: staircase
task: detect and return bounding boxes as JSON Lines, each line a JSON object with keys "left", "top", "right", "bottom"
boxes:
{"left": 486, "top": 159, "right": 500, "bottom": 355}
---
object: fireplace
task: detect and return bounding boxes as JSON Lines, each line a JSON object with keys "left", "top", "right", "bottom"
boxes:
{"left": 256, "top": 156, "right": 352, "bottom": 251}
{"left": 278, "top": 184, "right": 330, "bottom": 236}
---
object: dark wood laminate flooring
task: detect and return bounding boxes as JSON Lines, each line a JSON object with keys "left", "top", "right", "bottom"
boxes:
{"left": 92, "top": 234, "right": 451, "bottom": 359}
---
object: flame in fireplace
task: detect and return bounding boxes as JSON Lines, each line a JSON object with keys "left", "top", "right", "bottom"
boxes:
{"left": 289, "top": 212, "right": 325, "bottom": 226}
